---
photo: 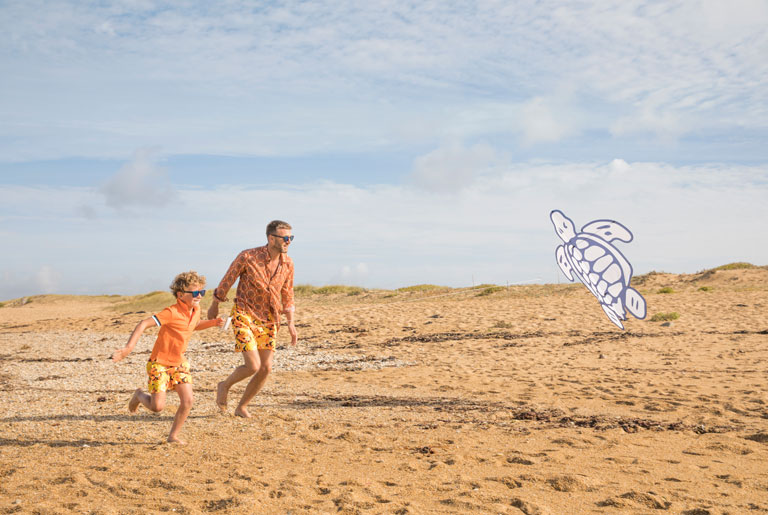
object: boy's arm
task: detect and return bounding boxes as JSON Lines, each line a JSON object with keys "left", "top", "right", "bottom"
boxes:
{"left": 112, "top": 317, "right": 155, "bottom": 362}
{"left": 195, "top": 317, "right": 225, "bottom": 331}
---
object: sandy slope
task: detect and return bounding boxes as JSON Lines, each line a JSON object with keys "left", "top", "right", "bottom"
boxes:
{"left": 1, "top": 269, "right": 767, "bottom": 514}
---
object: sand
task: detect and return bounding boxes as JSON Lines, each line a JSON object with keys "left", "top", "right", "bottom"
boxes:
{"left": 1, "top": 267, "right": 767, "bottom": 514}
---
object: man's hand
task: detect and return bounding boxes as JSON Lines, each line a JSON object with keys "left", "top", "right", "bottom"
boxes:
{"left": 287, "top": 321, "right": 298, "bottom": 346}
{"left": 207, "top": 300, "right": 219, "bottom": 321}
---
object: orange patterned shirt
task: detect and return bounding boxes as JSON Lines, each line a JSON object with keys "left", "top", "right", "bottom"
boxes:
{"left": 213, "top": 245, "right": 295, "bottom": 325}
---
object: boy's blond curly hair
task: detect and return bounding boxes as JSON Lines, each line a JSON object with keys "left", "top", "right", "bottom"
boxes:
{"left": 169, "top": 271, "right": 206, "bottom": 295}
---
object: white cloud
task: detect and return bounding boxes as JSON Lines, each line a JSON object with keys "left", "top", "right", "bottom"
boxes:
{"left": 410, "top": 142, "right": 499, "bottom": 192}
{"left": 519, "top": 96, "right": 576, "bottom": 145}
{"left": 0, "top": 1, "right": 766, "bottom": 160}
{"left": 35, "top": 265, "right": 60, "bottom": 294}
{"left": 607, "top": 158, "right": 631, "bottom": 175}
{"left": 2, "top": 159, "right": 766, "bottom": 299}
{"left": 610, "top": 104, "right": 688, "bottom": 142}
{"left": 100, "top": 148, "right": 175, "bottom": 209}
{"left": 335, "top": 263, "right": 370, "bottom": 286}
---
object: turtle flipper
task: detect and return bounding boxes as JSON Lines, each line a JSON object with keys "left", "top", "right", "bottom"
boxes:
{"left": 601, "top": 304, "right": 625, "bottom": 330}
{"left": 581, "top": 220, "right": 633, "bottom": 243}
{"left": 555, "top": 245, "right": 574, "bottom": 281}
{"left": 550, "top": 210, "right": 576, "bottom": 242}
{"left": 625, "top": 287, "right": 646, "bottom": 319}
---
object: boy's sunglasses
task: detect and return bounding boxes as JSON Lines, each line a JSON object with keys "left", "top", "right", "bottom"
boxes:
{"left": 183, "top": 290, "right": 206, "bottom": 297}
{"left": 270, "top": 234, "right": 295, "bottom": 243}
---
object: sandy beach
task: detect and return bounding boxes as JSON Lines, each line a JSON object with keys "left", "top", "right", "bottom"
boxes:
{"left": 1, "top": 265, "right": 767, "bottom": 514}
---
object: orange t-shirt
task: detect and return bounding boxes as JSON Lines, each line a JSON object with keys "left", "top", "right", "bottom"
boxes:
{"left": 149, "top": 301, "right": 200, "bottom": 366}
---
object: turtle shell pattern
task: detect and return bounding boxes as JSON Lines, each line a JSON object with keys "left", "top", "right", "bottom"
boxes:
{"left": 565, "top": 234, "right": 628, "bottom": 313}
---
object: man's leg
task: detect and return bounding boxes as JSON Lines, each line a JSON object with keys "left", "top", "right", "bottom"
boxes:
{"left": 216, "top": 350, "right": 259, "bottom": 410}
{"left": 235, "top": 349, "right": 274, "bottom": 418}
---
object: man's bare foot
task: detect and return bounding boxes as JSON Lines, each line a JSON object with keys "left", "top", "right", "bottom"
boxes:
{"left": 166, "top": 437, "right": 187, "bottom": 445}
{"left": 234, "top": 406, "right": 251, "bottom": 418}
{"left": 216, "top": 381, "right": 228, "bottom": 411}
{"left": 128, "top": 389, "right": 142, "bottom": 413}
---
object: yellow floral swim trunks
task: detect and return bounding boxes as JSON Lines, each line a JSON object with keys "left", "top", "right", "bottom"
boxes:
{"left": 231, "top": 305, "right": 277, "bottom": 351}
{"left": 146, "top": 360, "right": 192, "bottom": 393}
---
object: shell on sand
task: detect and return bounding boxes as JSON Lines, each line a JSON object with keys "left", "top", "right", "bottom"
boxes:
{"left": 1, "top": 267, "right": 767, "bottom": 513}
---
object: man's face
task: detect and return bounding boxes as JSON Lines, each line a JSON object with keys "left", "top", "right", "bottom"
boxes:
{"left": 269, "top": 227, "right": 293, "bottom": 254}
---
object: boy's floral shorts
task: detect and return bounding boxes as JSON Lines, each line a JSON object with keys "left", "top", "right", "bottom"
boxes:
{"left": 230, "top": 305, "right": 277, "bottom": 351}
{"left": 146, "top": 360, "right": 192, "bottom": 393}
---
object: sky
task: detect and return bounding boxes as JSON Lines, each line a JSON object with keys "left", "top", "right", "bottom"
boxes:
{"left": 1, "top": 0, "right": 767, "bottom": 300}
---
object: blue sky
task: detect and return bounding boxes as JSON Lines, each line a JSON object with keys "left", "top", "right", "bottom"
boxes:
{"left": 1, "top": 0, "right": 767, "bottom": 299}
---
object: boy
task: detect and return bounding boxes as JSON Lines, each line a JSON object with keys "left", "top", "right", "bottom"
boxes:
{"left": 112, "top": 271, "right": 224, "bottom": 444}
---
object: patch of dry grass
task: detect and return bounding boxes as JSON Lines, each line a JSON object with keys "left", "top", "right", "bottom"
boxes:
{"left": 712, "top": 262, "right": 758, "bottom": 271}
{"left": 396, "top": 284, "right": 449, "bottom": 293}
{"left": 108, "top": 291, "right": 176, "bottom": 312}
{"left": 649, "top": 312, "right": 680, "bottom": 322}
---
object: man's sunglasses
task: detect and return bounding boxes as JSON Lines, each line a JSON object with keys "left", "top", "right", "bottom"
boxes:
{"left": 270, "top": 234, "right": 295, "bottom": 243}
{"left": 183, "top": 290, "right": 206, "bottom": 297}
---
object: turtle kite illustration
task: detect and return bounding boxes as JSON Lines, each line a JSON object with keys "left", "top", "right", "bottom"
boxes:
{"left": 550, "top": 210, "right": 647, "bottom": 329}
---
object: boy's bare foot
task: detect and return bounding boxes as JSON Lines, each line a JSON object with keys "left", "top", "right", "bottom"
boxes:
{"left": 166, "top": 437, "right": 187, "bottom": 445}
{"left": 128, "top": 389, "right": 142, "bottom": 413}
{"left": 234, "top": 406, "right": 251, "bottom": 418}
{"left": 216, "top": 381, "right": 228, "bottom": 411}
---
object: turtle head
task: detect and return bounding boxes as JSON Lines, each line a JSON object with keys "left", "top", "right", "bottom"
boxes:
{"left": 550, "top": 210, "right": 576, "bottom": 242}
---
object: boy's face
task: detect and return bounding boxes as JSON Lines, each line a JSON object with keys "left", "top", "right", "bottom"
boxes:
{"left": 178, "top": 283, "right": 205, "bottom": 308}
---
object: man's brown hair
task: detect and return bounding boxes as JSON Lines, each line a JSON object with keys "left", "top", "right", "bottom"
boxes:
{"left": 266, "top": 220, "right": 292, "bottom": 237}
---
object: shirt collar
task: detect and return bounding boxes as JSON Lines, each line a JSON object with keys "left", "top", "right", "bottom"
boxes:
{"left": 258, "top": 244, "right": 284, "bottom": 264}
{"left": 175, "top": 299, "right": 198, "bottom": 316}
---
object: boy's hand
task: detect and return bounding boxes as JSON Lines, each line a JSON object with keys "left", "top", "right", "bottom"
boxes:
{"left": 112, "top": 347, "right": 130, "bottom": 362}
{"left": 215, "top": 317, "right": 225, "bottom": 327}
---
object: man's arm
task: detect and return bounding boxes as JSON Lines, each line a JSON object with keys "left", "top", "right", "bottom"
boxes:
{"left": 208, "top": 252, "right": 245, "bottom": 319}
{"left": 281, "top": 262, "right": 297, "bottom": 346}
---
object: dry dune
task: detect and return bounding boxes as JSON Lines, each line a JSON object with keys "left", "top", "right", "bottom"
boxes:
{"left": 1, "top": 266, "right": 768, "bottom": 513}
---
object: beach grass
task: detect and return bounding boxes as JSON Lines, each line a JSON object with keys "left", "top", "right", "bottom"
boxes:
{"left": 477, "top": 285, "right": 505, "bottom": 296}
{"left": 295, "top": 285, "right": 367, "bottom": 295}
{"left": 649, "top": 312, "right": 680, "bottom": 322}
{"left": 396, "top": 284, "right": 449, "bottom": 293}
{"left": 713, "top": 262, "right": 757, "bottom": 271}
{"left": 108, "top": 291, "right": 176, "bottom": 312}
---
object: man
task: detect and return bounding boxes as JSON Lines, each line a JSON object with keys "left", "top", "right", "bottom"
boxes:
{"left": 208, "top": 220, "right": 298, "bottom": 418}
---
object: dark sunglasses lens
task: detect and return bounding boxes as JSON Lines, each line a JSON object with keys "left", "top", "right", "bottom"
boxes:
{"left": 195, "top": 290, "right": 206, "bottom": 297}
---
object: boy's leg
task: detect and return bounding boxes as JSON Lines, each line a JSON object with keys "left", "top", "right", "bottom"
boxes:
{"left": 149, "top": 391, "right": 166, "bottom": 412}
{"left": 168, "top": 383, "right": 193, "bottom": 444}
{"left": 235, "top": 349, "right": 274, "bottom": 418}
{"left": 129, "top": 389, "right": 165, "bottom": 413}
{"left": 216, "top": 350, "right": 260, "bottom": 410}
